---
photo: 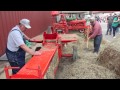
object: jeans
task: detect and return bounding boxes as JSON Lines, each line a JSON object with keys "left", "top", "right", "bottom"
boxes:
{"left": 6, "top": 48, "right": 26, "bottom": 74}
{"left": 112, "top": 26, "right": 118, "bottom": 37}
{"left": 106, "top": 24, "right": 112, "bottom": 35}
{"left": 94, "top": 34, "right": 102, "bottom": 53}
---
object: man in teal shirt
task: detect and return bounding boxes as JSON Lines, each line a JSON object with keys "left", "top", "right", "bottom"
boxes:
{"left": 112, "top": 13, "right": 119, "bottom": 38}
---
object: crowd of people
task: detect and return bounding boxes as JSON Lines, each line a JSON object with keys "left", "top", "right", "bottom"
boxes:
{"left": 85, "top": 12, "right": 120, "bottom": 54}
{"left": 106, "top": 13, "right": 120, "bottom": 38}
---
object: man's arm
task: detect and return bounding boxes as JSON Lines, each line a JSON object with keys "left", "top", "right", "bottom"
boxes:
{"left": 20, "top": 44, "right": 41, "bottom": 55}
{"left": 23, "top": 33, "right": 36, "bottom": 41}
{"left": 89, "top": 24, "right": 99, "bottom": 39}
{"left": 114, "top": 17, "right": 119, "bottom": 22}
{"left": 23, "top": 33, "right": 30, "bottom": 40}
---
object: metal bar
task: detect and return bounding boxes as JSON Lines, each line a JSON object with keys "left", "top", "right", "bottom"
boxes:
{"left": 4, "top": 66, "right": 20, "bottom": 79}
{"left": 61, "top": 40, "right": 77, "bottom": 43}
{"left": 29, "top": 40, "right": 43, "bottom": 43}
{"left": 4, "top": 66, "right": 10, "bottom": 79}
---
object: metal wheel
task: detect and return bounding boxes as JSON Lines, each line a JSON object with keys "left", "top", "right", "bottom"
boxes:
{"left": 79, "top": 29, "right": 84, "bottom": 33}
{"left": 72, "top": 46, "right": 78, "bottom": 61}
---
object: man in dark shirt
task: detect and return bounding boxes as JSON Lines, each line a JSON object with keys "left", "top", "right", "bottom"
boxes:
{"left": 88, "top": 16, "right": 102, "bottom": 53}
{"left": 106, "top": 13, "right": 113, "bottom": 35}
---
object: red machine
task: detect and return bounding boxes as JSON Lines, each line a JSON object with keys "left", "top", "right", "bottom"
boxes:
{"left": 51, "top": 11, "right": 92, "bottom": 35}
{"left": 67, "top": 19, "right": 88, "bottom": 32}
{"left": 52, "top": 14, "right": 69, "bottom": 34}
{"left": 4, "top": 32, "right": 78, "bottom": 79}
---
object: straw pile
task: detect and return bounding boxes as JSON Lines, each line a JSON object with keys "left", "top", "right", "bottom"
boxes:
{"left": 97, "top": 36, "right": 120, "bottom": 76}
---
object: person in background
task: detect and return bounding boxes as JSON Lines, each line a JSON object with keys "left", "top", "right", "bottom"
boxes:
{"left": 87, "top": 16, "right": 102, "bottom": 54}
{"left": 95, "top": 16, "right": 101, "bottom": 23}
{"left": 117, "top": 15, "right": 120, "bottom": 34}
{"left": 106, "top": 13, "right": 113, "bottom": 35}
{"left": 6, "top": 19, "right": 41, "bottom": 74}
{"left": 112, "top": 13, "right": 119, "bottom": 38}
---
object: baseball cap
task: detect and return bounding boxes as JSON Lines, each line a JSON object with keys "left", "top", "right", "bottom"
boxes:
{"left": 20, "top": 19, "right": 31, "bottom": 29}
{"left": 89, "top": 16, "right": 95, "bottom": 20}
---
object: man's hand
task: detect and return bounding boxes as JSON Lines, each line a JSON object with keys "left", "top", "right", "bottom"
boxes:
{"left": 87, "top": 37, "right": 90, "bottom": 42}
{"left": 33, "top": 51, "right": 42, "bottom": 56}
{"left": 84, "top": 37, "right": 90, "bottom": 42}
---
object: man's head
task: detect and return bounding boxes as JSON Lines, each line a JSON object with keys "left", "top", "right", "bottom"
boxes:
{"left": 20, "top": 19, "right": 31, "bottom": 29}
{"left": 114, "top": 13, "right": 117, "bottom": 16}
{"left": 110, "top": 13, "right": 112, "bottom": 16}
{"left": 89, "top": 16, "right": 96, "bottom": 25}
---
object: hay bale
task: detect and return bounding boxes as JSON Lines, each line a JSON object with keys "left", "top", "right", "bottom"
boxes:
{"left": 98, "top": 36, "right": 120, "bottom": 76}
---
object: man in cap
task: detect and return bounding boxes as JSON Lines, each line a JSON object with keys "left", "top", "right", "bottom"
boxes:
{"left": 87, "top": 16, "right": 102, "bottom": 54}
{"left": 6, "top": 19, "right": 41, "bottom": 74}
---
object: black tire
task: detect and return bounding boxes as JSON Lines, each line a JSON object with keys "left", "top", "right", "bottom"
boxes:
{"left": 72, "top": 46, "right": 78, "bottom": 61}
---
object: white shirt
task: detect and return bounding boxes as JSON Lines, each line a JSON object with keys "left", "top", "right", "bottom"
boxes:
{"left": 7, "top": 25, "right": 25, "bottom": 52}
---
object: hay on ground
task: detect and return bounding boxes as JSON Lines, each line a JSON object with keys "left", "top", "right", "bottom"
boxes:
{"left": 55, "top": 31, "right": 119, "bottom": 79}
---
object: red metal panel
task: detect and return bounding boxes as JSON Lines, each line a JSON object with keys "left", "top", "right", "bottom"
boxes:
{"left": 12, "top": 44, "right": 58, "bottom": 79}
{"left": 0, "top": 11, "right": 52, "bottom": 56}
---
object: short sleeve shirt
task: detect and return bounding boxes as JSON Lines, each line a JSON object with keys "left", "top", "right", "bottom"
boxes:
{"left": 7, "top": 25, "right": 25, "bottom": 52}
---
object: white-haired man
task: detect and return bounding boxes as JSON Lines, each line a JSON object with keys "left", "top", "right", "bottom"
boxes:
{"left": 88, "top": 16, "right": 102, "bottom": 53}
{"left": 6, "top": 19, "right": 41, "bottom": 74}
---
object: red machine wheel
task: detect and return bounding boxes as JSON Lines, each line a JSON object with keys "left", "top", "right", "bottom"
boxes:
{"left": 79, "top": 29, "right": 84, "bottom": 33}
